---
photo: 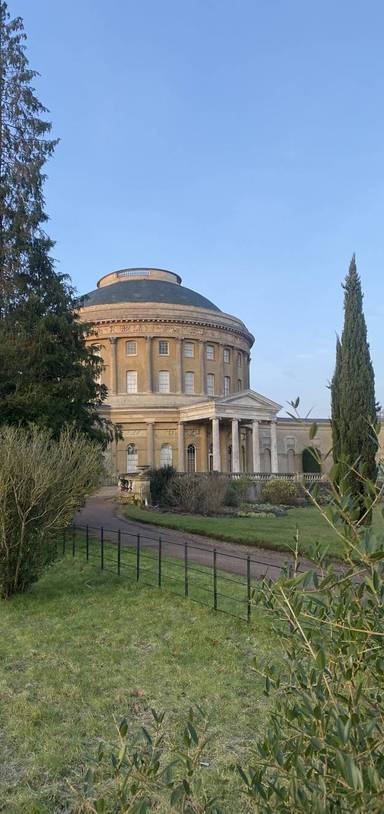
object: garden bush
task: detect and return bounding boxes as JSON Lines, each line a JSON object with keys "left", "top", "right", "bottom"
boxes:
{"left": 166, "top": 473, "right": 227, "bottom": 515}
{"left": 261, "top": 478, "right": 300, "bottom": 506}
{"left": 0, "top": 425, "right": 103, "bottom": 598}
{"left": 224, "top": 477, "right": 249, "bottom": 507}
{"left": 148, "top": 465, "right": 176, "bottom": 505}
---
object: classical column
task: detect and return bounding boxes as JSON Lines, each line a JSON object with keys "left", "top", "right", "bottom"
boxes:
{"left": 147, "top": 422, "right": 155, "bottom": 468}
{"left": 200, "top": 423, "right": 208, "bottom": 472}
{"left": 231, "top": 418, "right": 240, "bottom": 473}
{"left": 176, "top": 338, "right": 183, "bottom": 393}
{"left": 109, "top": 337, "right": 117, "bottom": 394}
{"left": 177, "top": 422, "right": 185, "bottom": 471}
{"left": 200, "top": 341, "right": 206, "bottom": 394}
{"left": 212, "top": 417, "right": 221, "bottom": 471}
{"left": 271, "top": 419, "right": 279, "bottom": 473}
{"left": 146, "top": 336, "right": 153, "bottom": 393}
{"left": 252, "top": 419, "right": 261, "bottom": 473}
{"left": 247, "top": 354, "right": 251, "bottom": 389}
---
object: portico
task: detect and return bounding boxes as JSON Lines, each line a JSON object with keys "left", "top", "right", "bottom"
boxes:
{"left": 179, "top": 390, "right": 282, "bottom": 474}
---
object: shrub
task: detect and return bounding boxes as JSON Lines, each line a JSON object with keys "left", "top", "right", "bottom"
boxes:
{"left": 148, "top": 465, "right": 176, "bottom": 505}
{"left": 0, "top": 425, "right": 103, "bottom": 598}
{"left": 224, "top": 477, "right": 249, "bottom": 507}
{"left": 71, "top": 707, "right": 222, "bottom": 813}
{"left": 166, "top": 473, "right": 227, "bottom": 515}
{"left": 261, "top": 478, "right": 300, "bottom": 505}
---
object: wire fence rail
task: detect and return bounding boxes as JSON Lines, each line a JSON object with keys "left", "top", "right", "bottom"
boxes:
{"left": 64, "top": 523, "right": 297, "bottom": 623}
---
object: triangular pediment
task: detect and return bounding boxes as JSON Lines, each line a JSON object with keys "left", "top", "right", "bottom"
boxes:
{"left": 217, "top": 389, "right": 282, "bottom": 412}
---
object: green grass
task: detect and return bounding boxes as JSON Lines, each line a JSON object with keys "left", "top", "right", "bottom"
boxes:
{"left": 0, "top": 549, "right": 274, "bottom": 813}
{"left": 123, "top": 504, "right": 384, "bottom": 559}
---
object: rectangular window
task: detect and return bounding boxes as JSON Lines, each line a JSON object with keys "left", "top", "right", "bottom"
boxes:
{"left": 237, "top": 379, "right": 242, "bottom": 392}
{"left": 126, "top": 371, "right": 137, "bottom": 393}
{"left": 207, "top": 373, "right": 215, "bottom": 396}
{"left": 184, "top": 371, "right": 195, "bottom": 394}
{"left": 224, "top": 376, "right": 230, "bottom": 396}
{"left": 126, "top": 340, "right": 137, "bottom": 355}
{"left": 184, "top": 341, "right": 194, "bottom": 358}
{"left": 206, "top": 344, "right": 214, "bottom": 360}
{"left": 237, "top": 351, "right": 242, "bottom": 368}
{"left": 158, "top": 370, "right": 170, "bottom": 393}
{"left": 224, "top": 348, "right": 230, "bottom": 364}
{"left": 159, "top": 340, "right": 169, "bottom": 356}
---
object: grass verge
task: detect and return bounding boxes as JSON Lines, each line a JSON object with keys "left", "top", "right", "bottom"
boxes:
{"left": 0, "top": 549, "right": 274, "bottom": 813}
{"left": 123, "top": 504, "right": 384, "bottom": 558}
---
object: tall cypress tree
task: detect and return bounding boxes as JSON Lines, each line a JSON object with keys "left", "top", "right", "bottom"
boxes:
{"left": 331, "top": 256, "right": 378, "bottom": 503}
{"left": 0, "top": 3, "right": 118, "bottom": 446}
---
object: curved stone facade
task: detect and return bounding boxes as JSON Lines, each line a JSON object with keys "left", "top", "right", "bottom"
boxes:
{"left": 78, "top": 267, "right": 383, "bottom": 477}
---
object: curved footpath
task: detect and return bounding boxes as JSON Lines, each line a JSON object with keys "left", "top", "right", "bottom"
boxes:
{"left": 75, "top": 487, "right": 316, "bottom": 580}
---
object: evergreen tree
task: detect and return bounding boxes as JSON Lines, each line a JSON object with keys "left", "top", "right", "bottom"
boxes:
{"left": 0, "top": 2, "right": 57, "bottom": 312}
{"left": 0, "top": 3, "right": 118, "bottom": 446}
{"left": 331, "top": 255, "right": 378, "bottom": 505}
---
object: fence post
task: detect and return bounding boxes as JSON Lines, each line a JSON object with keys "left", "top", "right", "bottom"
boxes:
{"left": 136, "top": 534, "right": 140, "bottom": 581}
{"left": 72, "top": 526, "right": 75, "bottom": 557}
{"left": 117, "top": 530, "right": 121, "bottom": 576}
{"left": 86, "top": 525, "right": 89, "bottom": 562}
{"left": 100, "top": 527, "right": 104, "bottom": 570}
{"left": 213, "top": 548, "right": 218, "bottom": 611}
{"left": 62, "top": 528, "right": 66, "bottom": 555}
{"left": 184, "top": 542, "right": 189, "bottom": 597}
{"left": 247, "top": 555, "right": 251, "bottom": 623}
{"left": 158, "top": 536, "right": 162, "bottom": 587}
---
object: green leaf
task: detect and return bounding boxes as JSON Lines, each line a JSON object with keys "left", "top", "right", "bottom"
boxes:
{"left": 316, "top": 649, "right": 326, "bottom": 670}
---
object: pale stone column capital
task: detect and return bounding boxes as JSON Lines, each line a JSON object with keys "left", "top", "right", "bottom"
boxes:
{"left": 231, "top": 417, "right": 240, "bottom": 473}
{"left": 212, "top": 417, "right": 221, "bottom": 471}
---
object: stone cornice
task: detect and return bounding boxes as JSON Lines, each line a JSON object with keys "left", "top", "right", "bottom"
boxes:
{"left": 77, "top": 301, "right": 254, "bottom": 346}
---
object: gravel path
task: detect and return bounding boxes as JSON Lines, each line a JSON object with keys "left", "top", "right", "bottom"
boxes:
{"left": 75, "top": 488, "right": 316, "bottom": 580}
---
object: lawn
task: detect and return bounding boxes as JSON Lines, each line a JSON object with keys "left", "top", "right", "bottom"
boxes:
{"left": 0, "top": 552, "right": 274, "bottom": 813}
{"left": 123, "top": 504, "right": 384, "bottom": 559}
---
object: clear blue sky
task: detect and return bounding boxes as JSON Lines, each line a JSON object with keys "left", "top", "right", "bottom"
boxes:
{"left": 12, "top": 0, "right": 384, "bottom": 417}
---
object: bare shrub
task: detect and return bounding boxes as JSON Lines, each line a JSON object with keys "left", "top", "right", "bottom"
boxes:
{"left": 0, "top": 425, "right": 103, "bottom": 598}
{"left": 166, "top": 473, "right": 227, "bottom": 515}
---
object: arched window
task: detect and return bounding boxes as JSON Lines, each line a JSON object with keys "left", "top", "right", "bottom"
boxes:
{"left": 127, "top": 443, "right": 138, "bottom": 473}
{"left": 160, "top": 444, "right": 172, "bottom": 467}
{"left": 237, "top": 379, "right": 242, "bottom": 392}
{"left": 187, "top": 444, "right": 196, "bottom": 473}
{"left": 262, "top": 448, "right": 271, "bottom": 473}
{"left": 224, "top": 376, "right": 231, "bottom": 396}
{"left": 208, "top": 443, "right": 213, "bottom": 471}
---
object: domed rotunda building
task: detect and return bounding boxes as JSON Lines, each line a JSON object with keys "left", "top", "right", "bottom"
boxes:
{"left": 78, "top": 267, "right": 332, "bottom": 477}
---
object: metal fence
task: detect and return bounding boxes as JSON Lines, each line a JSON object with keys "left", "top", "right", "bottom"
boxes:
{"left": 64, "top": 523, "right": 295, "bottom": 623}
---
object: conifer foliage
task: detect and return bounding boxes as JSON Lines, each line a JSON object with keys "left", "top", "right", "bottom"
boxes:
{"left": 331, "top": 256, "right": 378, "bottom": 498}
{"left": 0, "top": 3, "right": 116, "bottom": 446}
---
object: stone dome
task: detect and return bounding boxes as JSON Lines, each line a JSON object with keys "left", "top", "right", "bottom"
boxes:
{"left": 79, "top": 267, "right": 221, "bottom": 313}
